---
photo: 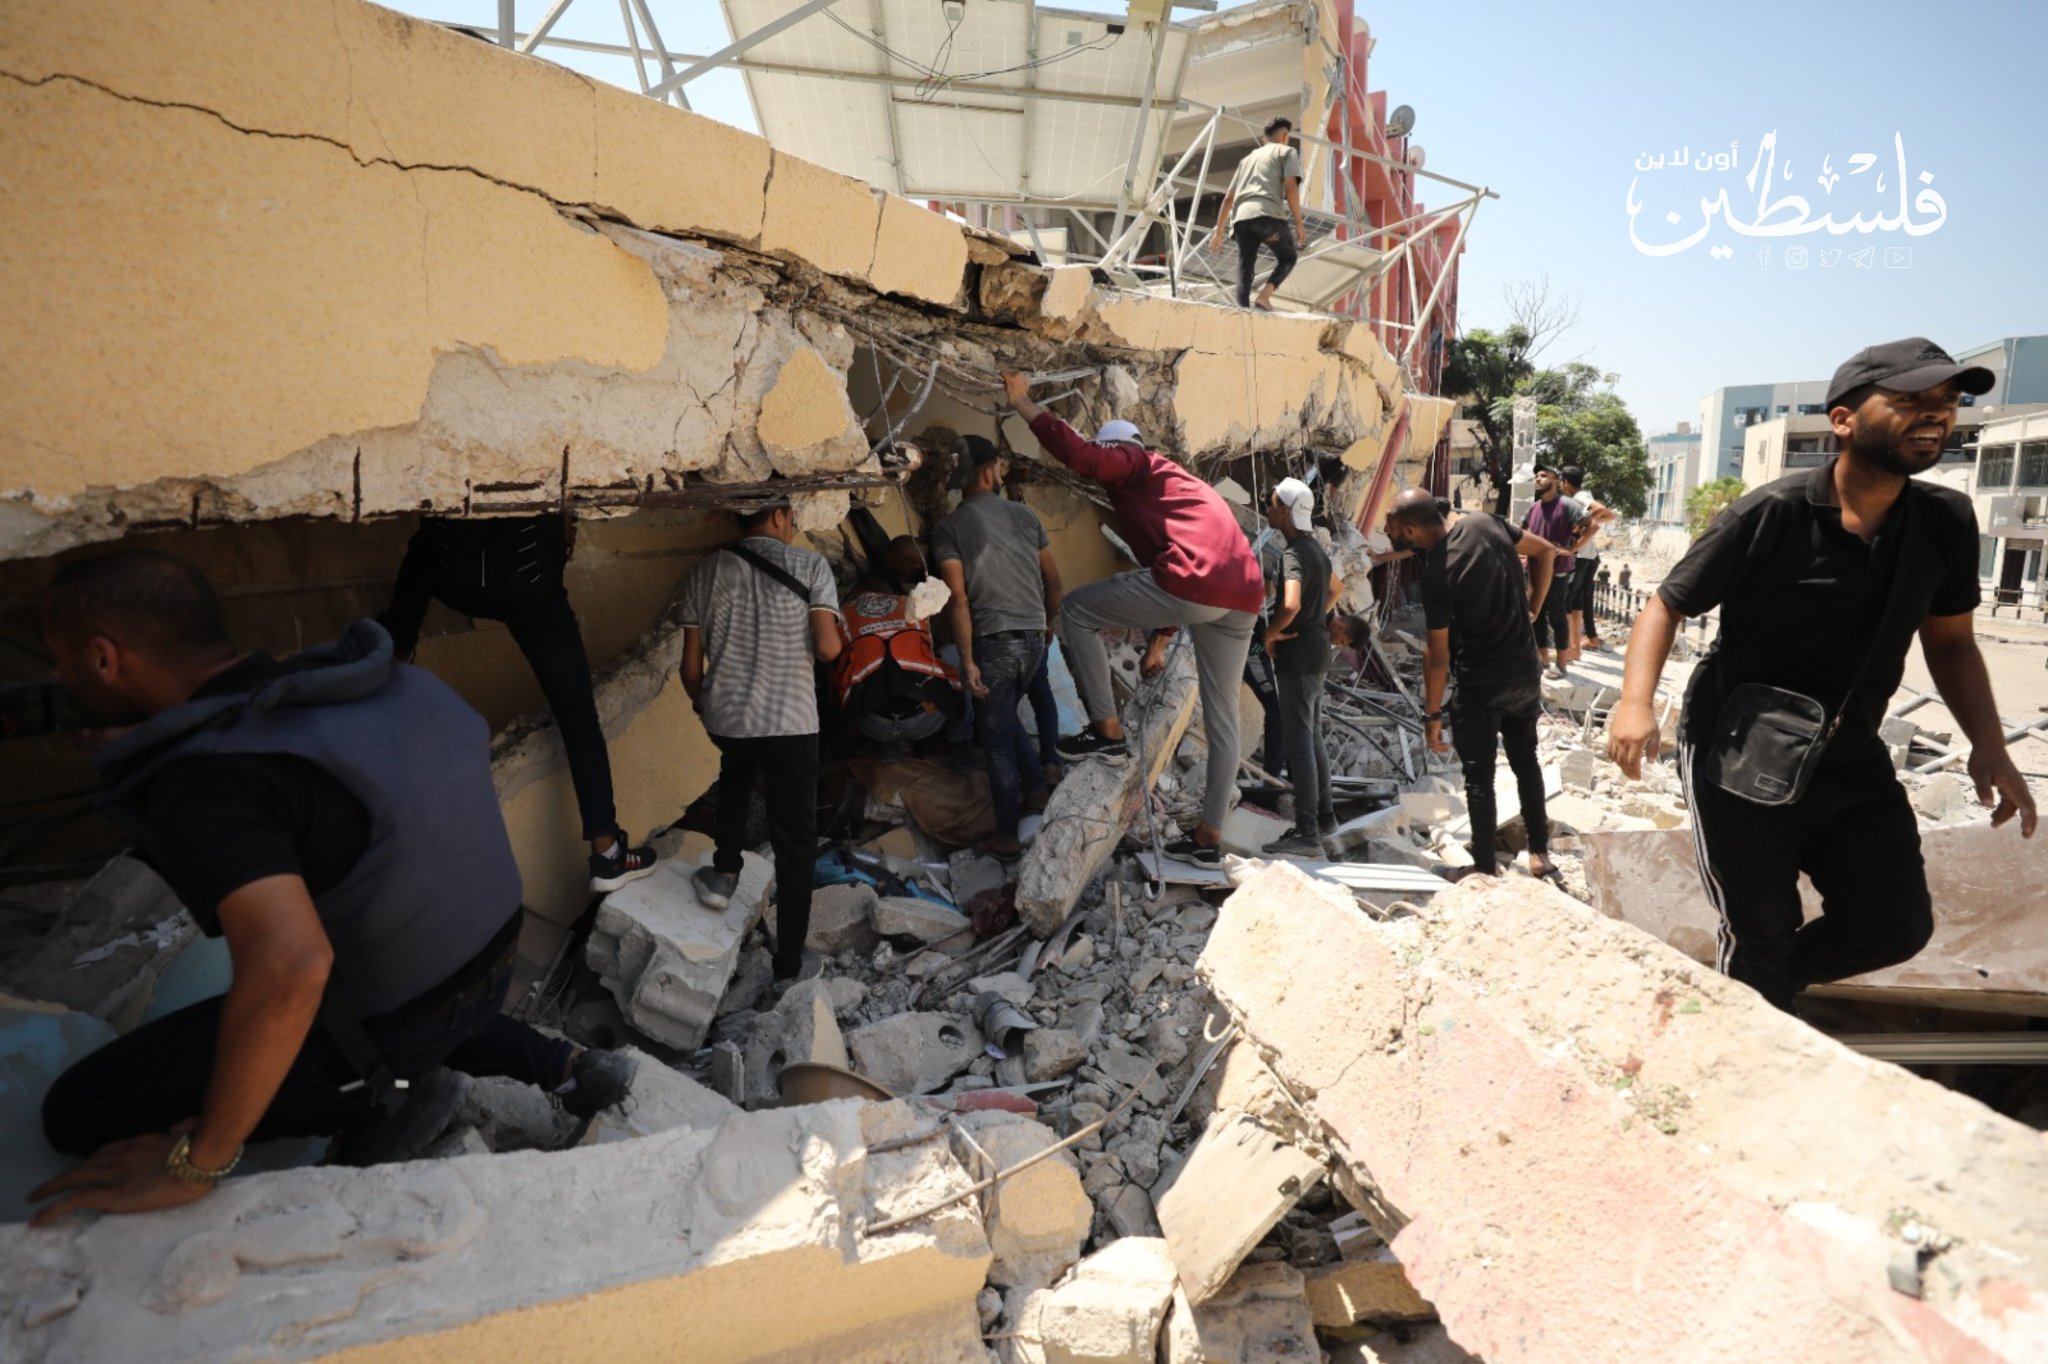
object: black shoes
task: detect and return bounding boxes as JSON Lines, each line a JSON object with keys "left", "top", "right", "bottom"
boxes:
{"left": 329, "top": 1067, "right": 472, "bottom": 1167}
{"left": 590, "top": 832, "right": 660, "bottom": 893}
{"left": 1161, "top": 836, "right": 1221, "bottom": 866}
{"left": 1260, "top": 828, "right": 1325, "bottom": 859}
{"left": 691, "top": 865, "right": 740, "bottom": 910}
{"left": 1057, "top": 729, "right": 1129, "bottom": 759}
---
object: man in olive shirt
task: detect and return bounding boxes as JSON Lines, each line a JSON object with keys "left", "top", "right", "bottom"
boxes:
{"left": 1212, "top": 117, "right": 1306, "bottom": 311}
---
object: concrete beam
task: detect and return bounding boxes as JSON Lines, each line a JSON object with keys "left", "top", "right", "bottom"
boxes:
{"left": 0, "top": 1099, "right": 993, "bottom": 1361}
{"left": 1198, "top": 863, "right": 2048, "bottom": 1363}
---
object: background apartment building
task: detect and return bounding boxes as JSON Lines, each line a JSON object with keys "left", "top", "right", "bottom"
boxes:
{"left": 1647, "top": 423, "right": 1701, "bottom": 523}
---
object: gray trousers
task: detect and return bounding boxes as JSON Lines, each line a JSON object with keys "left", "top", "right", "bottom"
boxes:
{"left": 1276, "top": 668, "right": 1332, "bottom": 834}
{"left": 1060, "top": 569, "right": 1256, "bottom": 829}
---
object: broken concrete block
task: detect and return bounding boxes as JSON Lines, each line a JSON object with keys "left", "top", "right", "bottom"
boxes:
{"left": 756, "top": 343, "right": 869, "bottom": 476}
{"left": 1558, "top": 748, "right": 1598, "bottom": 793}
{"left": 760, "top": 150, "right": 881, "bottom": 281}
{"left": 585, "top": 853, "right": 768, "bottom": 1051}
{"left": 0, "top": 1099, "right": 993, "bottom": 1362}
{"left": 1218, "top": 805, "right": 1292, "bottom": 858}
{"left": 586, "top": 1048, "right": 739, "bottom": 1141}
{"left": 0, "top": 856, "right": 197, "bottom": 1032}
{"left": 954, "top": 1113, "right": 1092, "bottom": 1291}
{"left": 847, "top": 1011, "right": 985, "bottom": 1095}
{"left": 1030, "top": 1236, "right": 1180, "bottom": 1364}
{"left": 869, "top": 192, "right": 971, "bottom": 308}
{"left": 1103, "top": 1184, "right": 1162, "bottom": 1239}
{"left": 456, "top": 1076, "right": 578, "bottom": 1153}
{"left": 872, "top": 895, "right": 974, "bottom": 945}
{"left": 1200, "top": 861, "right": 2048, "bottom": 1364}
{"left": 1018, "top": 651, "right": 1199, "bottom": 937}
{"left": 971, "top": 971, "right": 1036, "bottom": 1009}
{"left": 950, "top": 849, "right": 1010, "bottom": 908}
{"left": 1304, "top": 1249, "right": 1434, "bottom": 1326}
{"left": 806, "top": 883, "right": 882, "bottom": 955}
{"left": 424, "top": 1125, "right": 491, "bottom": 1160}
{"left": 1161, "top": 1264, "right": 1319, "bottom": 1364}
{"left": 1156, "top": 1110, "right": 1325, "bottom": 1305}
{"left": 742, "top": 979, "right": 852, "bottom": 1103}
{"left": 1023, "top": 1027, "right": 1088, "bottom": 1081}
{"left": 1911, "top": 772, "right": 1965, "bottom": 820}
{"left": 1579, "top": 823, "right": 2048, "bottom": 999}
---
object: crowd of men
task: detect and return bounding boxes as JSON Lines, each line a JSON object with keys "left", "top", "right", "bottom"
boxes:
{"left": 21, "top": 335, "right": 2037, "bottom": 1230}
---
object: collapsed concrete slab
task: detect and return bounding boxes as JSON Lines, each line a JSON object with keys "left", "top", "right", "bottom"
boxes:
{"left": 0, "top": 1099, "right": 992, "bottom": 1362}
{"left": 1580, "top": 821, "right": 2048, "bottom": 1005}
{"left": 1017, "top": 652, "right": 1200, "bottom": 937}
{"left": 1198, "top": 863, "right": 2048, "bottom": 1363}
{"left": 0, "top": 857, "right": 195, "bottom": 1031}
{"left": 1006, "top": 1236, "right": 1181, "bottom": 1364}
{"left": 585, "top": 852, "right": 770, "bottom": 1051}
{"left": 1155, "top": 1110, "right": 1325, "bottom": 1305}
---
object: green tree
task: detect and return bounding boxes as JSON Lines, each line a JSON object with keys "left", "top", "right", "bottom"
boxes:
{"left": 1441, "top": 323, "right": 1537, "bottom": 513}
{"left": 1531, "top": 365, "right": 1654, "bottom": 518}
{"left": 1686, "top": 476, "right": 1746, "bottom": 537}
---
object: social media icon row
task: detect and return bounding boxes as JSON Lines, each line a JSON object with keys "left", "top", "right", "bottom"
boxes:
{"left": 1758, "top": 245, "right": 1911, "bottom": 269}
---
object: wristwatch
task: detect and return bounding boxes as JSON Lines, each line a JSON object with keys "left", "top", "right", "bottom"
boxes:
{"left": 166, "top": 1133, "right": 243, "bottom": 1185}
{"left": 1422, "top": 710, "right": 1444, "bottom": 723}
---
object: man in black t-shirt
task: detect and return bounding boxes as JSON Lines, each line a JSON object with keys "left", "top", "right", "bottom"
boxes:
{"left": 1260, "top": 478, "right": 1335, "bottom": 857}
{"left": 1383, "top": 489, "right": 1563, "bottom": 878}
{"left": 1609, "top": 338, "right": 2036, "bottom": 1011}
{"left": 29, "top": 553, "right": 634, "bottom": 1228}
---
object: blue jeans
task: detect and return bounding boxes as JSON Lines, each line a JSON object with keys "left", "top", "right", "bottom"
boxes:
{"left": 974, "top": 632, "right": 1046, "bottom": 837}
{"left": 1026, "top": 649, "right": 1061, "bottom": 770}
{"left": 42, "top": 928, "right": 572, "bottom": 1155}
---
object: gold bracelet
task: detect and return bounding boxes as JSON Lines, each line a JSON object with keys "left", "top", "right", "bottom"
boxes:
{"left": 166, "top": 1133, "right": 243, "bottom": 1185}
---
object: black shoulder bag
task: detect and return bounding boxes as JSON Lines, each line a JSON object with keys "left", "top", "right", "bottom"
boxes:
{"left": 1695, "top": 498, "right": 1913, "bottom": 807}
{"left": 723, "top": 542, "right": 814, "bottom": 606}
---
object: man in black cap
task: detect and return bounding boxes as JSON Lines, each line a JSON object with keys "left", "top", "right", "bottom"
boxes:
{"left": 1608, "top": 338, "right": 2036, "bottom": 1013}
{"left": 933, "top": 435, "right": 1063, "bottom": 857}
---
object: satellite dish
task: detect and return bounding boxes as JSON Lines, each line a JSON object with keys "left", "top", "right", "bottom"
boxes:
{"left": 1385, "top": 104, "right": 1416, "bottom": 140}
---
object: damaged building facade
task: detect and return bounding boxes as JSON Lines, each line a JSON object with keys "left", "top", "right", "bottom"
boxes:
{"left": 4, "top": 3, "right": 2047, "bottom": 1362}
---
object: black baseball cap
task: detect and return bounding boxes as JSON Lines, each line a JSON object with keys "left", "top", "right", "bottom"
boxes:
{"left": 949, "top": 434, "right": 1003, "bottom": 489}
{"left": 1824, "top": 338, "right": 1995, "bottom": 409}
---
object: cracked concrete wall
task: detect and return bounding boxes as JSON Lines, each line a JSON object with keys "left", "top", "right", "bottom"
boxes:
{"left": 2, "top": 0, "right": 1420, "bottom": 564}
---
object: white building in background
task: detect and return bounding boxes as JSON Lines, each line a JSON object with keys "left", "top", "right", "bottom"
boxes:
{"left": 1646, "top": 423, "right": 1700, "bottom": 523}
{"left": 1971, "top": 408, "right": 2048, "bottom": 608}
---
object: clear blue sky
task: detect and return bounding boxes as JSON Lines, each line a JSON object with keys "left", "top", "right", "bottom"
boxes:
{"left": 397, "top": 1, "right": 2047, "bottom": 432}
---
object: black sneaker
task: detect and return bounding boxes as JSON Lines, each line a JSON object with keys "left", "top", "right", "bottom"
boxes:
{"left": 1161, "top": 836, "right": 1221, "bottom": 866}
{"left": 1057, "top": 729, "right": 1129, "bottom": 759}
{"left": 1260, "top": 828, "right": 1325, "bottom": 859}
{"left": 692, "top": 865, "right": 739, "bottom": 910}
{"left": 589, "top": 832, "right": 659, "bottom": 893}
{"left": 328, "top": 1067, "right": 472, "bottom": 1167}
{"left": 558, "top": 1048, "right": 639, "bottom": 1121}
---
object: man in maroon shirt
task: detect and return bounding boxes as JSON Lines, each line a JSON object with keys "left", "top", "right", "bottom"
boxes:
{"left": 1002, "top": 372, "right": 1263, "bottom": 863}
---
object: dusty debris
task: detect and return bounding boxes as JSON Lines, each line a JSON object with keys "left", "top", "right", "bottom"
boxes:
{"left": 584, "top": 852, "right": 770, "bottom": 1051}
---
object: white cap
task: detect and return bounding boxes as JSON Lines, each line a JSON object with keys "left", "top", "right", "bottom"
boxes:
{"left": 1272, "top": 477, "right": 1314, "bottom": 519}
{"left": 1094, "top": 419, "right": 1143, "bottom": 445}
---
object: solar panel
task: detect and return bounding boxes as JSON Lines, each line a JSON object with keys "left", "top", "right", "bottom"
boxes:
{"left": 720, "top": 0, "right": 1192, "bottom": 206}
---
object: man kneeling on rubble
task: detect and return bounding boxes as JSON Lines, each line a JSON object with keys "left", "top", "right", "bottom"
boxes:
{"left": 833, "top": 535, "right": 959, "bottom": 751}
{"left": 30, "top": 552, "right": 632, "bottom": 1226}
{"left": 1382, "top": 490, "right": 1563, "bottom": 880}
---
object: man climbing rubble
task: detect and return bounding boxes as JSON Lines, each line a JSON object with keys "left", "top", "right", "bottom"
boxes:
{"left": 1001, "top": 371, "right": 1263, "bottom": 865}
{"left": 934, "top": 435, "right": 1063, "bottom": 859}
{"left": 1259, "top": 477, "right": 1337, "bottom": 857}
{"left": 30, "top": 552, "right": 633, "bottom": 1225}
{"left": 679, "top": 496, "right": 845, "bottom": 984}
{"left": 1210, "top": 116, "right": 1306, "bottom": 312}
{"left": 1382, "top": 489, "right": 1562, "bottom": 879}
{"left": 1607, "top": 338, "right": 2036, "bottom": 1012}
